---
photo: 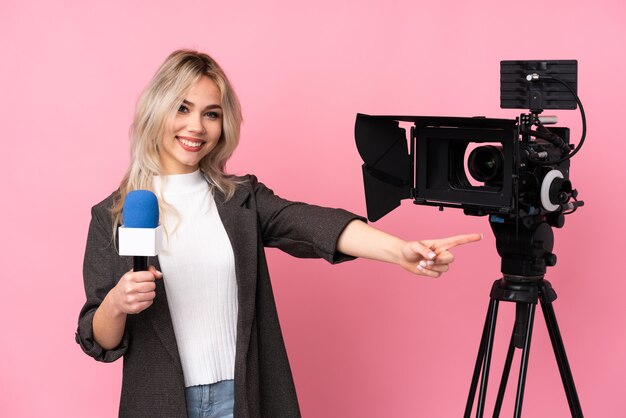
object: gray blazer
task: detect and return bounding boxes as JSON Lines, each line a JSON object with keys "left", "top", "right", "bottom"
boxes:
{"left": 76, "top": 175, "right": 363, "bottom": 417}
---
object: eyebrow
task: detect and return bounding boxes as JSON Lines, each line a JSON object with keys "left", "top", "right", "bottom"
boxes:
{"left": 182, "top": 99, "right": 222, "bottom": 110}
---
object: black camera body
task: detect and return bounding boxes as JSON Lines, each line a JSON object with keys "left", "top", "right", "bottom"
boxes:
{"left": 355, "top": 113, "right": 575, "bottom": 224}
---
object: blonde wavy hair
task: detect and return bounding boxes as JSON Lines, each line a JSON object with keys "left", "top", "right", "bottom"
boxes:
{"left": 111, "top": 49, "right": 243, "bottom": 233}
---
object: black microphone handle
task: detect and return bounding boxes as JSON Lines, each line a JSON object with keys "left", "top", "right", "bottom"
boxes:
{"left": 134, "top": 256, "right": 149, "bottom": 272}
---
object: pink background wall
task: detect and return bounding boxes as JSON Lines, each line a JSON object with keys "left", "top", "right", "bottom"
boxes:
{"left": 2, "top": 0, "right": 625, "bottom": 416}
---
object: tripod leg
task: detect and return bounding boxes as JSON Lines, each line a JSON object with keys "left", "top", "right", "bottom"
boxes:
{"left": 465, "top": 299, "right": 496, "bottom": 418}
{"left": 476, "top": 299, "right": 500, "bottom": 418}
{"left": 540, "top": 299, "right": 584, "bottom": 417}
{"left": 514, "top": 302, "right": 536, "bottom": 418}
{"left": 493, "top": 330, "right": 516, "bottom": 417}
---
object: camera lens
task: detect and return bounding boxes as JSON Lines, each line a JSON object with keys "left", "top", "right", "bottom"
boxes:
{"left": 468, "top": 145, "right": 504, "bottom": 183}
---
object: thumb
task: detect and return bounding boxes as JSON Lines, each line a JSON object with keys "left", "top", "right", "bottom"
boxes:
{"left": 148, "top": 265, "right": 163, "bottom": 279}
{"left": 407, "top": 241, "right": 437, "bottom": 261}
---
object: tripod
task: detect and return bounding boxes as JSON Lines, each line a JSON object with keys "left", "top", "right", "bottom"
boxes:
{"left": 464, "top": 220, "right": 584, "bottom": 417}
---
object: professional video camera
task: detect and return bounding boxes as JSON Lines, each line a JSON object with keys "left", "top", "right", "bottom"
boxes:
{"left": 355, "top": 60, "right": 585, "bottom": 279}
{"left": 355, "top": 60, "right": 586, "bottom": 417}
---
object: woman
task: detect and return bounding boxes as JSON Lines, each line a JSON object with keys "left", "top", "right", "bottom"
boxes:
{"left": 76, "top": 49, "right": 481, "bottom": 418}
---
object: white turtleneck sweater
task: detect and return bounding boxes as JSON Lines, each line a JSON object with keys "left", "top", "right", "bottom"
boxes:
{"left": 153, "top": 170, "right": 237, "bottom": 387}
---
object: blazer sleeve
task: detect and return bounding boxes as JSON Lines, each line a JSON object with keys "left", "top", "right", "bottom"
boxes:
{"left": 75, "top": 200, "right": 130, "bottom": 362}
{"left": 249, "top": 175, "right": 367, "bottom": 263}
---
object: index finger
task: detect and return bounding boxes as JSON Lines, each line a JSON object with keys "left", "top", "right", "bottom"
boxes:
{"left": 437, "top": 233, "right": 483, "bottom": 252}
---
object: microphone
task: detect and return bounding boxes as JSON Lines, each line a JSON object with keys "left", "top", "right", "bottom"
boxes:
{"left": 119, "top": 190, "right": 162, "bottom": 272}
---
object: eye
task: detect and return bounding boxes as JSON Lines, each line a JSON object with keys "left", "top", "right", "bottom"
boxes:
{"left": 205, "top": 111, "right": 221, "bottom": 120}
{"left": 178, "top": 104, "right": 189, "bottom": 113}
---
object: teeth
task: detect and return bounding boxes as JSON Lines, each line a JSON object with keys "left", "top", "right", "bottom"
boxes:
{"left": 179, "top": 138, "right": 203, "bottom": 147}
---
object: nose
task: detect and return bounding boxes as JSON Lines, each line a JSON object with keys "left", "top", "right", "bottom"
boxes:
{"left": 187, "top": 114, "right": 206, "bottom": 135}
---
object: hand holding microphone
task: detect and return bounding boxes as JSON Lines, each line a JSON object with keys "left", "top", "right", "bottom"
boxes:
{"left": 93, "top": 190, "right": 164, "bottom": 349}
{"left": 111, "top": 189, "right": 163, "bottom": 315}
{"left": 105, "top": 190, "right": 164, "bottom": 316}
{"left": 109, "top": 266, "right": 163, "bottom": 315}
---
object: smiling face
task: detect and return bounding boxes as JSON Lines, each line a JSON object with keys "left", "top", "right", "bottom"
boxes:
{"left": 159, "top": 75, "right": 223, "bottom": 175}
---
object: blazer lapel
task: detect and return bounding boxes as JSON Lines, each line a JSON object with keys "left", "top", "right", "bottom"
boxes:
{"left": 147, "top": 255, "right": 184, "bottom": 375}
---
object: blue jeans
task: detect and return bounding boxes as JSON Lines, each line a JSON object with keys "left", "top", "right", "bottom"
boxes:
{"left": 185, "top": 380, "right": 235, "bottom": 418}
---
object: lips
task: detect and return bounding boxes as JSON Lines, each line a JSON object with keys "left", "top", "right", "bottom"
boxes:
{"left": 176, "top": 136, "right": 205, "bottom": 152}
